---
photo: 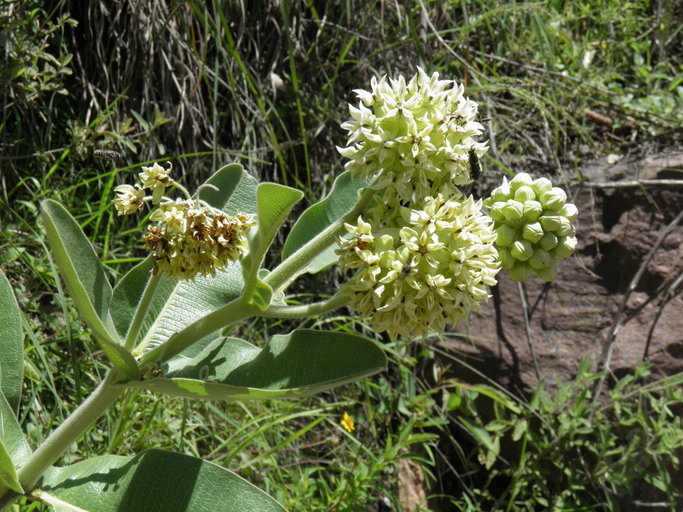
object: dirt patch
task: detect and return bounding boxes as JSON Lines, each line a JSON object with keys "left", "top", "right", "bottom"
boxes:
{"left": 397, "top": 457, "right": 428, "bottom": 512}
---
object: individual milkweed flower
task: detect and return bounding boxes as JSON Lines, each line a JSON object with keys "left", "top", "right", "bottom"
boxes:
{"left": 338, "top": 194, "right": 500, "bottom": 339}
{"left": 341, "top": 412, "right": 355, "bottom": 433}
{"left": 484, "top": 173, "right": 578, "bottom": 282}
{"left": 143, "top": 198, "right": 255, "bottom": 280}
{"left": 337, "top": 68, "right": 487, "bottom": 210}
{"left": 139, "top": 162, "right": 174, "bottom": 204}
{"left": 150, "top": 198, "right": 194, "bottom": 233}
{"left": 113, "top": 184, "right": 145, "bottom": 215}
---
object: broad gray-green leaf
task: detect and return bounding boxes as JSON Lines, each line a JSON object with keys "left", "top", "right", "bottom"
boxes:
{"left": 281, "top": 170, "right": 369, "bottom": 276}
{"left": 40, "top": 200, "right": 139, "bottom": 380}
{"left": 0, "top": 390, "right": 31, "bottom": 467}
{"left": 0, "top": 440, "right": 22, "bottom": 494}
{"left": 134, "top": 263, "right": 246, "bottom": 358}
{"left": 39, "top": 449, "right": 286, "bottom": 512}
{"left": 242, "top": 182, "right": 303, "bottom": 306}
{"left": 198, "top": 163, "right": 258, "bottom": 215}
{"left": 123, "top": 329, "right": 386, "bottom": 400}
{"left": 131, "top": 164, "right": 259, "bottom": 356}
{"left": 0, "top": 271, "right": 23, "bottom": 411}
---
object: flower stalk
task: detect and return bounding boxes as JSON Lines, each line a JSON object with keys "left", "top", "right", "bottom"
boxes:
{"left": 124, "top": 270, "right": 161, "bottom": 351}
{"left": 262, "top": 183, "right": 378, "bottom": 295}
{"left": 259, "top": 294, "right": 351, "bottom": 319}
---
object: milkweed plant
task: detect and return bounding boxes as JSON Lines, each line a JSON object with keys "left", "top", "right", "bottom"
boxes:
{"left": 0, "top": 69, "right": 577, "bottom": 510}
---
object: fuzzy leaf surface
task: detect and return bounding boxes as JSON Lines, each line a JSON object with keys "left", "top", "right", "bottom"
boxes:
{"left": 198, "top": 163, "right": 258, "bottom": 215}
{"left": 281, "top": 170, "right": 369, "bottom": 276}
{"left": 39, "top": 449, "right": 286, "bottom": 512}
{"left": 0, "top": 390, "right": 31, "bottom": 468}
{"left": 122, "top": 329, "right": 386, "bottom": 400}
{"left": 242, "top": 182, "right": 303, "bottom": 306}
{"left": 0, "top": 271, "right": 23, "bottom": 411}
{"left": 0, "top": 439, "right": 22, "bottom": 494}
{"left": 41, "top": 200, "right": 139, "bottom": 380}
{"left": 109, "top": 257, "right": 156, "bottom": 340}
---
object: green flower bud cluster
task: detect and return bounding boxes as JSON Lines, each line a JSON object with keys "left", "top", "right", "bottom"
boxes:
{"left": 484, "top": 173, "right": 578, "bottom": 282}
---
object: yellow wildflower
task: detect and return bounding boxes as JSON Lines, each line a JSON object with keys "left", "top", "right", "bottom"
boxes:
{"left": 341, "top": 412, "right": 355, "bottom": 433}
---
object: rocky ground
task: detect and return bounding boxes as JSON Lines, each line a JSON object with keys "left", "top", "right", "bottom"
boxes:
{"left": 448, "top": 149, "right": 683, "bottom": 390}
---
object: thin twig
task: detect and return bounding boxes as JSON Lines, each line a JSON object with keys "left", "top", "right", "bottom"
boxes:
{"left": 517, "top": 282, "right": 541, "bottom": 381}
{"left": 593, "top": 208, "right": 683, "bottom": 404}
{"left": 417, "top": 0, "right": 482, "bottom": 79}
{"left": 584, "top": 179, "right": 683, "bottom": 189}
{"left": 618, "top": 271, "right": 683, "bottom": 328}
{"left": 643, "top": 270, "right": 683, "bottom": 361}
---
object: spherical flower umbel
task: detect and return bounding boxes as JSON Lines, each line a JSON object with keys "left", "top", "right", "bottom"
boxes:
{"left": 484, "top": 173, "right": 578, "bottom": 282}
{"left": 143, "top": 199, "right": 256, "bottom": 280}
{"left": 337, "top": 68, "right": 487, "bottom": 210}
{"left": 337, "top": 194, "right": 500, "bottom": 339}
{"left": 114, "top": 160, "right": 256, "bottom": 280}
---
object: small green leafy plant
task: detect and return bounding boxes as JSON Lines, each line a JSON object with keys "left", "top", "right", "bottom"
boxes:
{"left": 0, "top": 69, "right": 577, "bottom": 510}
{"left": 446, "top": 359, "right": 683, "bottom": 510}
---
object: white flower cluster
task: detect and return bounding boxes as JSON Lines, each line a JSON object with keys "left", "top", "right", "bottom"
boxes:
{"left": 144, "top": 200, "right": 255, "bottom": 280}
{"left": 338, "top": 195, "right": 499, "bottom": 339}
{"left": 337, "top": 67, "right": 487, "bottom": 214}
{"left": 114, "top": 162, "right": 174, "bottom": 215}
{"left": 337, "top": 69, "right": 500, "bottom": 339}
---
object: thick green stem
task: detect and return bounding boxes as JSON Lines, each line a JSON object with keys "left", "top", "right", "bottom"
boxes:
{"left": 8, "top": 371, "right": 123, "bottom": 504}
{"left": 259, "top": 293, "right": 350, "bottom": 319}
{"left": 263, "top": 184, "right": 376, "bottom": 294}
{"left": 124, "top": 270, "right": 161, "bottom": 350}
{"left": 137, "top": 298, "right": 259, "bottom": 366}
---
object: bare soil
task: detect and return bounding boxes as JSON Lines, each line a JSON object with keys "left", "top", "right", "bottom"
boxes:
{"left": 447, "top": 150, "right": 683, "bottom": 390}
